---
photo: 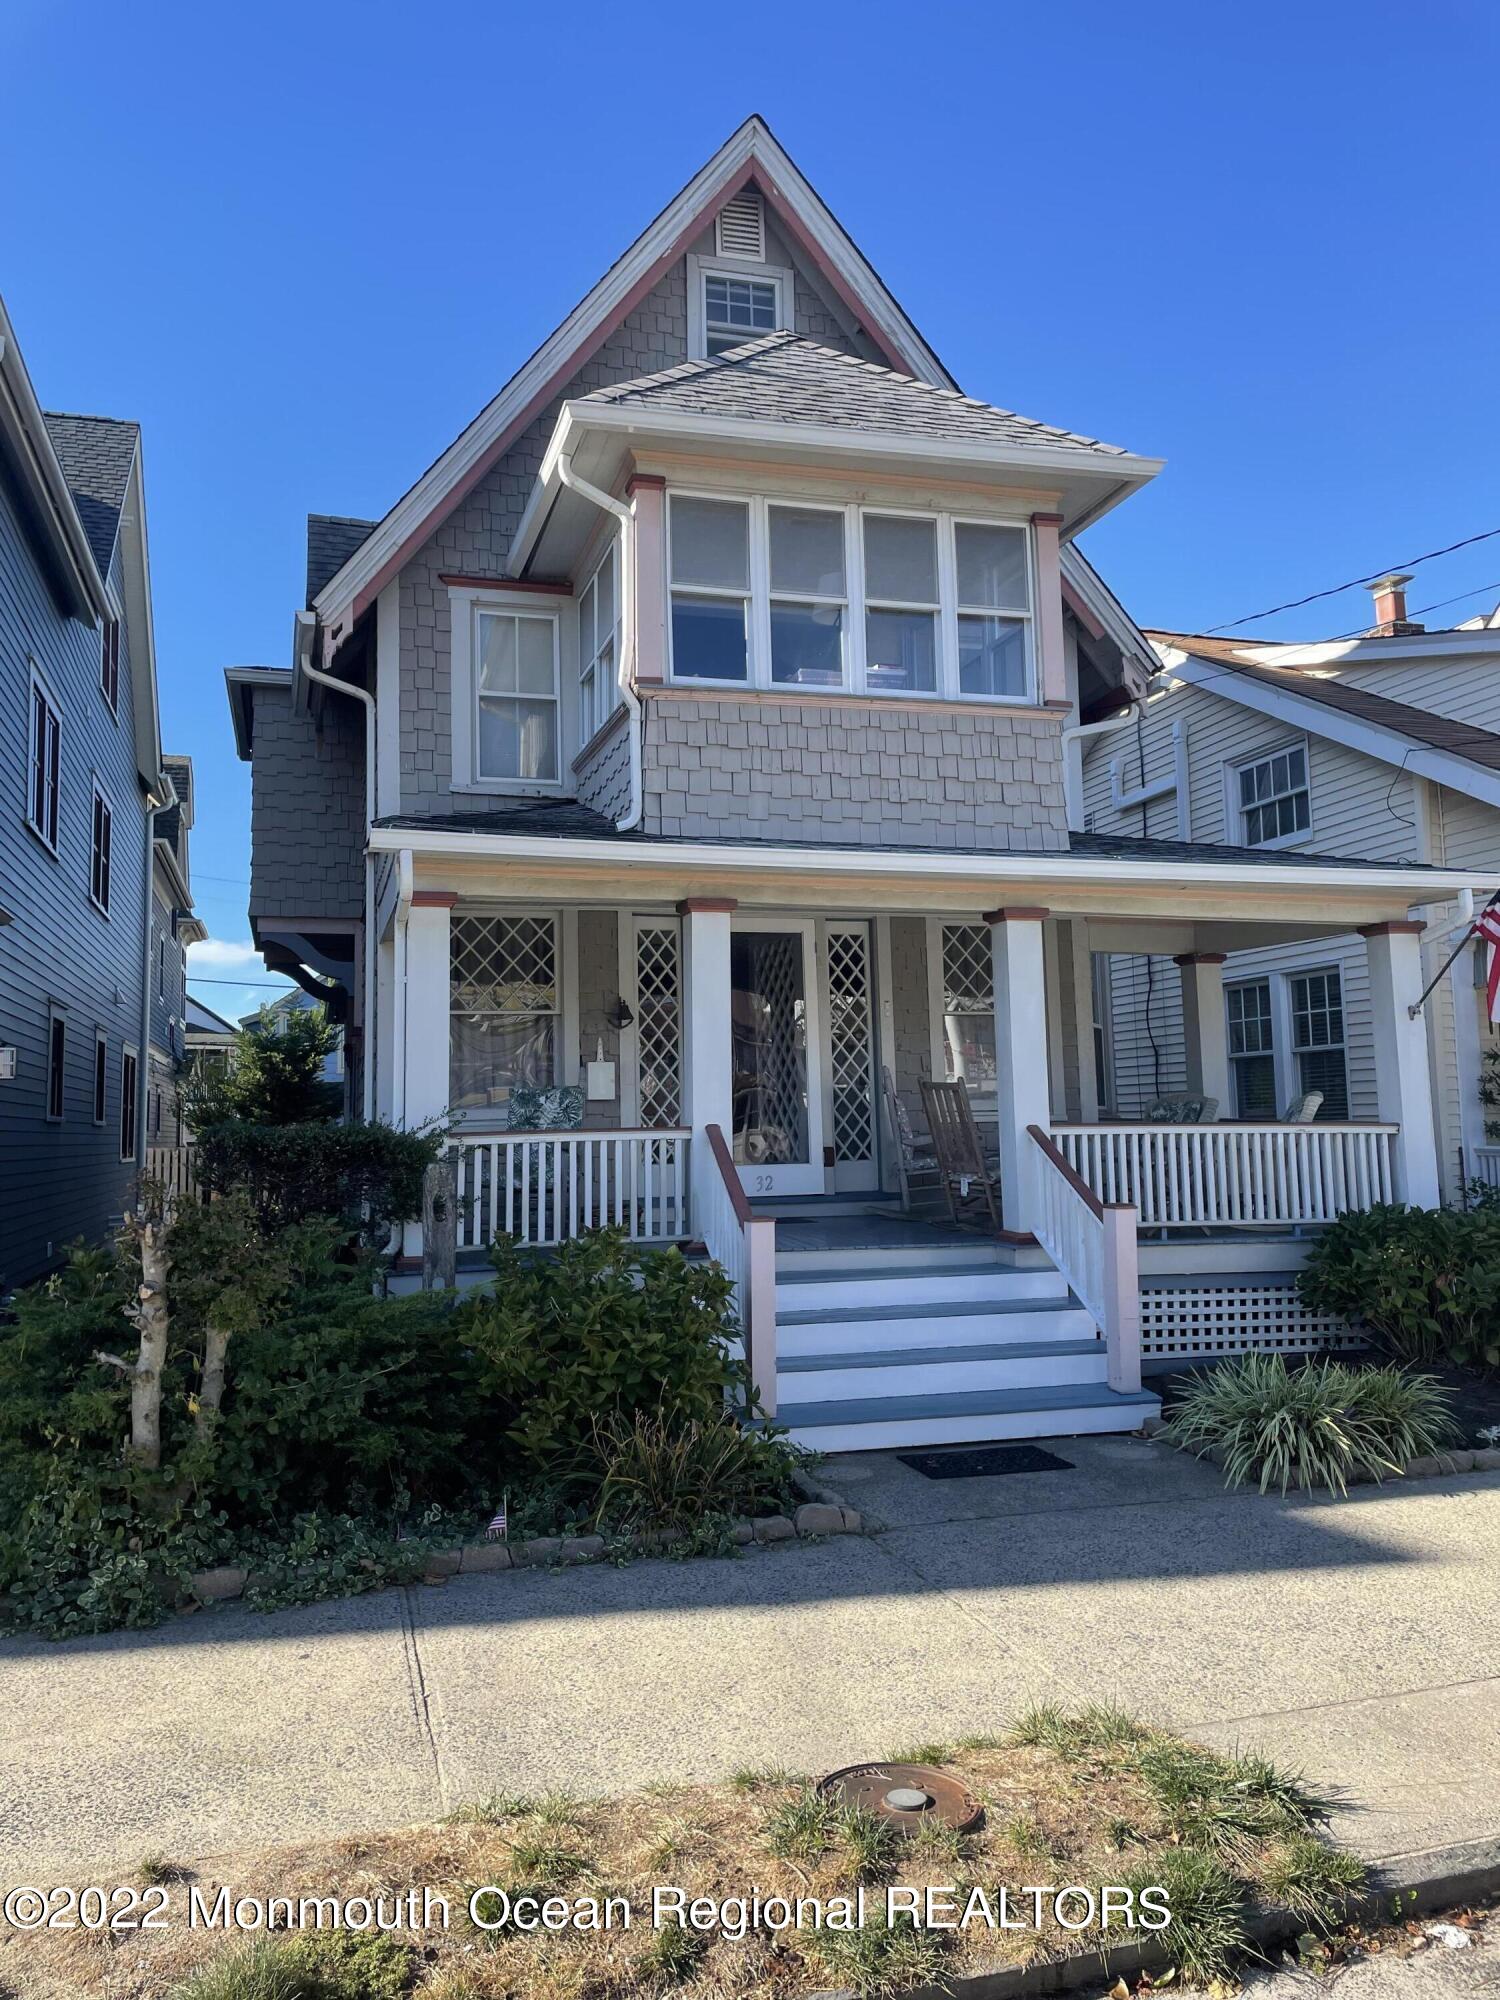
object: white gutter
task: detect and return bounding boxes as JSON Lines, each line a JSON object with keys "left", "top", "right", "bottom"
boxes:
{"left": 1060, "top": 701, "right": 1140, "bottom": 831}
{"left": 555, "top": 455, "right": 643, "bottom": 832}
{"left": 294, "top": 610, "right": 376, "bottom": 1120}
{"left": 365, "top": 820, "right": 1496, "bottom": 899}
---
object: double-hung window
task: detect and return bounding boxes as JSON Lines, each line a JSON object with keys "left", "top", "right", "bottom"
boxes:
{"left": 768, "top": 504, "right": 845, "bottom": 686}
{"left": 28, "top": 675, "right": 61, "bottom": 850}
{"left": 1226, "top": 980, "right": 1276, "bottom": 1117}
{"left": 100, "top": 617, "right": 120, "bottom": 712}
{"left": 449, "top": 912, "right": 559, "bottom": 1114}
{"left": 938, "top": 923, "right": 997, "bottom": 1107}
{"left": 90, "top": 783, "right": 113, "bottom": 914}
{"left": 669, "top": 497, "right": 751, "bottom": 682}
{"left": 863, "top": 514, "right": 940, "bottom": 693}
{"left": 474, "top": 608, "right": 559, "bottom": 784}
{"left": 120, "top": 1047, "right": 138, "bottom": 1160}
{"left": 94, "top": 1031, "right": 108, "bottom": 1125}
{"left": 1289, "top": 969, "right": 1348, "bottom": 1118}
{"left": 578, "top": 543, "right": 619, "bottom": 746}
{"left": 46, "top": 1012, "right": 66, "bottom": 1121}
{"left": 956, "top": 523, "right": 1031, "bottom": 699}
{"left": 1236, "top": 743, "right": 1310, "bottom": 847}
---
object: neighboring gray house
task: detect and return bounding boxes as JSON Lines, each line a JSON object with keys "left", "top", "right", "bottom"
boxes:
{"left": 230, "top": 118, "right": 1491, "bottom": 1449}
{"left": 243, "top": 986, "right": 347, "bottom": 1105}
{"left": 0, "top": 292, "right": 196, "bottom": 1290}
{"left": 1080, "top": 587, "right": 1500, "bottom": 1203}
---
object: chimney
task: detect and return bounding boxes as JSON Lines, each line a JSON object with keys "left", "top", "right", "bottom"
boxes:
{"left": 1367, "top": 572, "right": 1424, "bottom": 637}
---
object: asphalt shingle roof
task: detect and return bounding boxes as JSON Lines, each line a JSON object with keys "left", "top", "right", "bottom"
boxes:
{"left": 582, "top": 333, "right": 1133, "bottom": 458}
{"left": 1150, "top": 631, "right": 1500, "bottom": 778}
{"left": 306, "top": 514, "right": 377, "bottom": 607}
{"left": 42, "top": 413, "right": 138, "bottom": 578}
{"left": 371, "top": 802, "right": 1425, "bottom": 871}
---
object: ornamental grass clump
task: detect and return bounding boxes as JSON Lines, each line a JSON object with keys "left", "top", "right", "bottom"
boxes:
{"left": 1164, "top": 1353, "right": 1456, "bottom": 1495}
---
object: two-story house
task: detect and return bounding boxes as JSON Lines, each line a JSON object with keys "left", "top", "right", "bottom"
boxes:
{"left": 0, "top": 292, "right": 196, "bottom": 1291}
{"left": 231, "top": 119, "right": 1493, "bottom": 1449}
{"left": 1081, "top": 578, "right": 1500, "bottom": 1205}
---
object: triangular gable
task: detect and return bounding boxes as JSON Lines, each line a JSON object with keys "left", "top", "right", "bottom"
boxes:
{"left": 312, "top": 116, "right": 955, "bottom": 641}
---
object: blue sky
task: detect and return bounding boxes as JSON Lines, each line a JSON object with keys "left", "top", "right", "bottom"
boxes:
{"left": 4, "top": 0, "right": 1496, "bottom": 1018}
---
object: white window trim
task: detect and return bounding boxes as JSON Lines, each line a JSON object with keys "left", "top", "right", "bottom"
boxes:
{"left": 686, "top": 253, "right": 793, "bottom": 361}
{"left": 1225, "top": 737, "right": 1313, "bottom": 852}
{"left": 27, "top": 665, "right": 62, "bottom": 854}
{"left": 577, "top": 539, "right": 621, "bottom": 752}
{"left": 666, "top": 490, "right": 1037, "bottom": 704}
{"left": 89, "top": 777, "right": 114, "bottom": 916}
{"left": 448, "top": 586, "right": 572, "bottom": 796}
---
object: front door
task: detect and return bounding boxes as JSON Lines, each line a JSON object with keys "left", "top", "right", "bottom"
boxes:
{"left": 823, "top": 919, "right": 880, "bottom": 1192}
{"left": 730, "top": 917, "right": 825, "bottom": 1196}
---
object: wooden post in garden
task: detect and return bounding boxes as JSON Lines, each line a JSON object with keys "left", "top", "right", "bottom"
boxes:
{"left": 422, "top": 1157, "right": 458, "bottom": 1291}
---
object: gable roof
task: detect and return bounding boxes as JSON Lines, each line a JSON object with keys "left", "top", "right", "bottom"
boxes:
{"left": 186, "top": 995, "right": 237, "bottom": 1035}
{"left": 42, "top": 413, "right": 139, "bottom": 578}
{"left": 584, "top": 332, "right": 1135, "bottom": 459}
{"left": 0, "top": 293, "right": 111, "bottom": 623}
{"left": 1150, "top": 629, "right": 1500, "bottom": 805}
{"left": 309, "top": 118, "right": 985, "bottom": 641}
{"left": 306, "top": 514, "right": 376, "bottom": 606}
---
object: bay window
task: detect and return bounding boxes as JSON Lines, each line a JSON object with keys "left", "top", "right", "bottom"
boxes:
{"left": 578, "top": 542, "right": 619, "bottom": 745}
{"left": 665, "top": 492, "right": 1035, "bottom": 701}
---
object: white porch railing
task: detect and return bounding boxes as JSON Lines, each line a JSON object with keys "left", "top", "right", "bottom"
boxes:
{"left": 450, "top": 1129, "right": 689, "bottom": 1250}
{"left": 1051, "top": 1122, "right": 1399, "bottom": 1229}
{"left": 702, "top": 1124, "right": 778, "bottom": 1417}
{"left": 1027, "top": 1125, "right": 1140, "bottom": 1393}
{"left": 1472, "top": 1146, "right": 1500, "bottom": 1194}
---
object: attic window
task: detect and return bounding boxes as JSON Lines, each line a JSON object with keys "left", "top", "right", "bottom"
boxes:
{"left": 716, "top": 190, "right": 766, "bottom": 261}
{"left": 703, "top": 274, "right": 780, "bottom": 357}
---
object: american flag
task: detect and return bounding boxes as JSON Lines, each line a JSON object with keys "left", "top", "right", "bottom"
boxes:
{"left": 1475, "top": 898, "right": 1500, "bottom": 1024}
{"left": 484, "top": 1498, "right": 508, "bottom": 1542}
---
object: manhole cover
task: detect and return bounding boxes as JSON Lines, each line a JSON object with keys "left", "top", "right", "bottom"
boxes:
{"left": 896, "top": 1444, "right": 1073, "bottom": 1481}
{"left": 817, "top": 1762, "right": 983, "bottom": 1833}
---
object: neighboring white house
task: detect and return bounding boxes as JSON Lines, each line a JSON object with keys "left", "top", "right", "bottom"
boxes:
{"left": 1081, "top": 577, "right": 1500, "bottom": 1203}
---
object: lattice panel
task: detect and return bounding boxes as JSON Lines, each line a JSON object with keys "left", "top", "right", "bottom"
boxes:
{"left": 451, "top": 915, "right": 556, "bottom": 1015}
{"left": 1140, "top": 1283, "right": 1360, "bottom": 1362}
{"left": 635, "top": 922, "right": 681, "bottom": 1129}
{"left": 733, "top": 933, "right": 807, "bottom": 1165}
{"left": 941, "top": 924, "right": 992, "bottom": 1012}
{"left": 827, "top": 927, "right": 874, "bottom": 1161}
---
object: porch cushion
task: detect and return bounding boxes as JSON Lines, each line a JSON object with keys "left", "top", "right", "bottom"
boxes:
{"left": 507, "top": 1084, "right": 585, "bottom": 1132}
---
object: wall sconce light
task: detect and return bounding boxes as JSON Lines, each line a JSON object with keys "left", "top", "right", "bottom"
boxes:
{"left": 606, "top": 997, "right": 634, "bottom": 1031}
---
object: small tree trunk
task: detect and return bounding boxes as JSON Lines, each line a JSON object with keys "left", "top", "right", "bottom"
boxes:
{"left": 196, "top": 1322, "right": 231, "bottom": 1438}
{"left": 124, "top": 1217, "right": 171, "bottom": 1469}
{"left": 422, "top": 1158, "right": 457, "bottom": 1291}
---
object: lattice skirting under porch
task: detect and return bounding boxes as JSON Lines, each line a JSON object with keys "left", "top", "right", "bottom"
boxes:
{"left": 1139, "top": 1281, "right": 1361, "bottom": 1364}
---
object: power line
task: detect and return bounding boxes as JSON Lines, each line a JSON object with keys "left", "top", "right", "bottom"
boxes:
{"left": 1328, "top": 578, "right": 1500, "bottom": 641}
{"left": 188, "top": 975, "right": 294, "bottom": 989}
{"left": 1205, "top": 526, "right": 1500, "bottom": 634}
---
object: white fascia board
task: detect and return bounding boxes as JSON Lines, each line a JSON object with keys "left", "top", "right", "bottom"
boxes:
{"left": 1166, "top": 653, "right": 1500, "bottom": 811}
{"left": 224, "top": 665, "right": 293, "bottom": 761}
{"left": 365, "top": 822, "right": 1493, "bottom": 898}
{"left": 311, "top": 122, "right": 950, "bottom": 633}
{"left": 1261, "top": 630, "right": 1500, "bottom": 669}
{"left": 0, "top": 303, "right": 111, "bottom": 622}
{"left": 1060, "top": 543, "right": 1155, "bottom": 675}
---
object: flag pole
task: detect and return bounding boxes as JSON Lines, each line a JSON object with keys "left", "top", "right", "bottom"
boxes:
{"left": 1408, "top": 891, "right": 1500, "bottom": 1019}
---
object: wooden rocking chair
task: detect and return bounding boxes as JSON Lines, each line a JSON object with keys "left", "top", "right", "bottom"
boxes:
{"left": 920, "top": 1080, "right": 1004, "bottom": 1234}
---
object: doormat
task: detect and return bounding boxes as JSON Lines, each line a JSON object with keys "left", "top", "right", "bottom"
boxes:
{"left": 895, "top": 1444, "right": 1074, "bottom": 1480}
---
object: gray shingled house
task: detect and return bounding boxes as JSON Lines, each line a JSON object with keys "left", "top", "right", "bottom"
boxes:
{"left": 229, "top": 119, "right": 1489, "bottom": 1449}
{"left": 0, "top": 293, "right": 201, "bottom": 1291}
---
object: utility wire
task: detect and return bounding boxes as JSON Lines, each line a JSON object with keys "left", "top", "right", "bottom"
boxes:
{"left": 1327, "top": 578, "right": 1500, "bottom": 642}
{"left": 188, "top": 975, "right": 294, "bottom": 989}
{"left": 1204, "top": 526, "right": 1500, "bottom": 633}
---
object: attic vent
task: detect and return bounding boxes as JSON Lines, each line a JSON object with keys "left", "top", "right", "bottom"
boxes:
{"left": 716, "top": 190, "right": 765, "bottom": 261}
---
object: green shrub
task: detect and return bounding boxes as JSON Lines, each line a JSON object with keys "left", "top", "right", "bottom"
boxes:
{"left": 1298, "top": 1202, "right": 1500, "bottom": 1369}
{"left": 183, "top": 1003, "right": 344, "bottom": 1128}
{"left": 191, "top": 1119, "right": 441, "bottom": 1239}
{"left": 171, "top": 1932, "right": 413, "bottom": 2000}
{"left": 1164, "top": 1353, "right": 1456, "bottom": 1494}
{"left": 586, "top": 1407, "right": 798, "bottom": 1531}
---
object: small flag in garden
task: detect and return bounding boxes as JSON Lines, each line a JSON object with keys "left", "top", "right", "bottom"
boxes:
{"left": 1477, "top": 899, "right": 1500, "bottom": 1023}
{"left": 485, "top": 1498, "right": 508, "bottom": 1542}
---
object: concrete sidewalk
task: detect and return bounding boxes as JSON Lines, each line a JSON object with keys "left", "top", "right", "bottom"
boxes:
{"left": 4, "top": 1438, "right": 1500, "bottom": 1880}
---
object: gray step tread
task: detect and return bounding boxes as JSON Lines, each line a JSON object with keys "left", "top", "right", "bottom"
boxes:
{"left": 777, "top": 1294, "right": 1083, "bottom": 1328}
{"left": 776, "top": 1260, "right": 1014, "bottom": 1286}
{"left": 777, "top": 1381, "right": 1159, "bottom": 1428}
{"left": 779, "top": 1338, "right": 1103, "bottom": 1374}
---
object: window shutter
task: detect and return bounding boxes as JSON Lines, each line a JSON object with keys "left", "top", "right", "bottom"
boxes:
{"left": 716, "top": 190, "right": 765, "bottom": 261}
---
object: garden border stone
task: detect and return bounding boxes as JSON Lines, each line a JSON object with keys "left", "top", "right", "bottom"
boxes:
{"left": 1183, "top": 1437, "right": 1500, "bottom": 1490}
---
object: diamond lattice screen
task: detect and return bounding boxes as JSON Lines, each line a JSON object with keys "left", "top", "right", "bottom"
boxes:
{"left": 733, "top": 933, "right": 808, "bottom": 1165}
{"left": 634, "top": 922, "right": 682, "bottom": 1128}
{"left": 450, "top": 915, "right": 557, "bottom": 1016}
{"left": 941, "top": 924, "right": 993, "bottom": 1015}
{"left": 827, "top": 927, "right": 874, "bottom": 1161}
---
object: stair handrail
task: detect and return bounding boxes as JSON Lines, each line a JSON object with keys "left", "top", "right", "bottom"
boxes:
{"left": 703, "top": 1124, "right": 779, "bottom": 1418}
{"left": 1027, "top": 1124, "right": 1142, "bottom": 1396}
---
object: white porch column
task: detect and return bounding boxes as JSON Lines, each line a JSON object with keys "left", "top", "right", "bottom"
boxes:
{"left": 680, "top": 897, "right": 735, "bottom": 1228}
{"left": 1175, "top": 951, "right": 1231, "bottom": 1110}
{"left": 1360, "top": 921, "right": 1441, "bottom": 1208}
{"left": 401, "top": 890, "right": 455, "bottom": 1257}
{"left": 987, "top": 907, "right": 1052, "bottom": 1233}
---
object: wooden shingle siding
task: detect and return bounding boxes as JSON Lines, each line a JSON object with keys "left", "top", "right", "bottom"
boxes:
{"left": 247, "top": 681, "right": 365, "bottom": 924}
{"left": 0, "top": 481, "right": 147, "bottom": 1290}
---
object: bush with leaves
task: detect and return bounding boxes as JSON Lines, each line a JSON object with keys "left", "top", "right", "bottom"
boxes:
{"left": 184, "top": 1001, "right": 345, "bottom": 1128}
{"left": 1164, "top": 1352, "right": 1457, "bottom": 1494}
{"left": 190, "top": 1118, "right": 440, "bottom": 1239}
{"left": 1298, "top": 1201, "right": 1500, "bottom": 1370}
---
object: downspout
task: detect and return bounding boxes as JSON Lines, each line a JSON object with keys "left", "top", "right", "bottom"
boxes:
{"left": 1060, "top": 700, "right": 1140, "bottom": 831}
{"left": 555, "top": 455, "right": 642, "bottom": 831}
{"left": 294, "top": 609, "right": 376, "bottom": 1119}
{"left": 393, "top": 848, "right": 414, "bottom": 1128}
